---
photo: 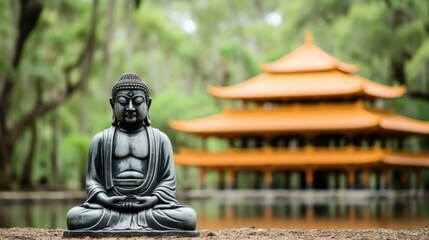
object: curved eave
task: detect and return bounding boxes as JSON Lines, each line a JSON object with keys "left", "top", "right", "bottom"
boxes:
{"left": 171, "top": 106, "right": 429, "bottom": 137}
{"left": 261, "top": 43, "right": 358, "bottom": 74}
{"left": 170, "top": 106, "right": 379, "bottom": 137}
{"left": 380, "top": 114, "right": 429, "bottom": 135}
{"left": 174, "top": 148, "right": 383, "bottom": 167}
{"left": 362, "top": 78, "right": 406, "bottom": 99}
{"left": 384, "top": 152, "right": 429, "bottom": 167}
{"left": 208, "top": 71, "right": 364, "bottom": 101}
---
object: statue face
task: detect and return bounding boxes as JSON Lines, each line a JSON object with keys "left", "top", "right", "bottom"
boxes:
{"left": 113, "top": 89, "right": 148, "bottom": 128}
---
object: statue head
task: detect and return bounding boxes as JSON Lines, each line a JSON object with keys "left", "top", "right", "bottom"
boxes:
{"left": 110, "top": 72, "right": 152, "bottom": 128}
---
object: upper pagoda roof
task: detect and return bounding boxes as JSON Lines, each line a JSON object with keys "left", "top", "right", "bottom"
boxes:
{"left": 208, "top": 72, "right": 406, "bottom": 100}
{"left": 261, "top": 32, "right": 358, "bottom": 74}
{"left": 169, "top": 104, "right": 429, "bottom": 137}
{"left": 208, "top": 33, "right": 406, "bottom": 100}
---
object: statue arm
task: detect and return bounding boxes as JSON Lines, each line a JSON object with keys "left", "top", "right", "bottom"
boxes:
{"left": 151, "top": 131, "right": 179, "bottom": 205}
{"left": 85, "top": 133, "right": 106, "bottom": 202}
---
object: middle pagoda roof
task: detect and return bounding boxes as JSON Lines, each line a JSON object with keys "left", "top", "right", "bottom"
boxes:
{"left": 169, "top": 103, "right": 429, "bottom": 137}
{"left": 208, "top": 33, "right": 406, "bottom": 101}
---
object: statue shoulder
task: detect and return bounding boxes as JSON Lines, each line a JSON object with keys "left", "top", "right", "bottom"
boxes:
{"left": 147, "top": 127, "right": 172, "bottom": 145}
{"left": 89, "top": 127, "right": 113, "bottom": 147}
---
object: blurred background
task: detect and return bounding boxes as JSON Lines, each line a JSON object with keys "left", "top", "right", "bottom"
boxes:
{"left": 1, "top": 0, "right": 429, "bottom": 230}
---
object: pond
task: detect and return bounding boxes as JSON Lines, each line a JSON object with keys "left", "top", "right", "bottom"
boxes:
{"left": 1, "top": 194, "right": 429, "bottom": 230}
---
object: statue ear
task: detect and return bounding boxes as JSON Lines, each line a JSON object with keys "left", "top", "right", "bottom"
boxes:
{"left": 110, "top": 97, "right": 118, "bottom": 126}
{"left": 144, "top": 97, "right": 152, "bottom": 126}
{"left": 147, "top": 97, "right": 152, "bottom": 109}
{"left": 109, "top": 97, "right": 114, "bottom": 108}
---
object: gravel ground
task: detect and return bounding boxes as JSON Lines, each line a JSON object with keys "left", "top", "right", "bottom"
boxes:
{"left": 1, "top": 227, "right": 429, "bottom": 240}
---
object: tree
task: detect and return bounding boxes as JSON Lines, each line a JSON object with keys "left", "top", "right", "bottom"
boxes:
{"left": 0, "top": 0, "right": 99, "bottom": 189}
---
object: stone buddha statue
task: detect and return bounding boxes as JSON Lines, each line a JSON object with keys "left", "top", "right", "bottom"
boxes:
{"left": 65, "top": 73, "right": 198, "bottom": 237}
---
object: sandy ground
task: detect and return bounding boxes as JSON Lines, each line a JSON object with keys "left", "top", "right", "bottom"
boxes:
{"left": 1, "top": 227, "right": 429, "bottom": 240}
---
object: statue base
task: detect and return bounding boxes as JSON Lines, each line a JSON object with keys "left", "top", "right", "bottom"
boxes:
{"left": 63, "top": 229, "right": 200, "bottom": 238}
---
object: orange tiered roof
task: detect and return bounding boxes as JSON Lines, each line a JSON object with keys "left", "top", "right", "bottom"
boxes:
{"left": 208, "top": 33, "right": 406, "bottom": 100}
{"left": 169, "top": 103, "right": 429, "bottom": 137}
{"left": 174, "top": 147, "right": 429, "bottom": 168}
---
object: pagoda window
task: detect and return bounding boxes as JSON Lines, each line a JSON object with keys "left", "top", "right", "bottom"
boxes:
{"left": 236, "top": 100, "right": 245, "bottom": 110}
{"left": 288, "top": 138, "right": 299, "bottom": 150}
{"left": 368, "top": 135, "right": 376, "bottom": 147}
{"left": 228, "top": 138, "right": 234, "bottom": 148}
{"left": 246, "top": 101, "right": 258, "bottom": 110}
{"left": 313, "top": 135, "right": 333, "bottom": 147}
{"left": 360, "top": 139, "right": 369, "bottom": 148}
{"left": 276, "top": 137, "right": 287, "bottom": 148}
{"left": 230, "top": 138, "right": 242, "bottom": 148}
{"left": 239, "top": 137, "right": 248, "bottom": 148}
{"left": 263, "top": 102, "right": 276, "bottom": 110}
{"left": 375, "top": 99, "right": 387, "bottom": 110}
{"left": 351, "top": 136, "right": 361, "bottom": 147}
{"left": 244, "top": 137, "right": 257, "bottom": 149}
{"left": 380, "top": 138, "right": 387, "bottom": 148}
{"left": 328, "top": 138, "right": 336, "bottom": 148}
{"left": 335, "top": 136, "right": 347, "bottom": 147}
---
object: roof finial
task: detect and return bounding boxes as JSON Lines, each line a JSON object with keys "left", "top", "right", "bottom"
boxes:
{"left": 305, "top": 31, "right": 313, "bottom": 46}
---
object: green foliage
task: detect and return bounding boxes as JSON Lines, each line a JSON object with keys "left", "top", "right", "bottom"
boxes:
{"left": 60, "top": 134, "right": 91, "bottom": 189}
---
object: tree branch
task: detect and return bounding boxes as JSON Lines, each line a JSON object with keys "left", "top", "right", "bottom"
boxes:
{"left": 0, "top": 0, "right": 43, "bottom": 137}
{"left": 10, "top": 0, "right": 99, "bottom": 142}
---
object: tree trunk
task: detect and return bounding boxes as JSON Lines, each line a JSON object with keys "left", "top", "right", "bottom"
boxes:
{"left": 20, "top": 121, "right": 38, "bottom": 189}
{"left": 0, "top": 138, "right": 14, "bottom": 190}
{"left": 123, "top": 0, "right": 133, "bottom": 66}
{"left": 103, "top": 0, "right": 115, "bottom": 95}
{"left": 51, "top": 112, "right": 60, "bottom": 188}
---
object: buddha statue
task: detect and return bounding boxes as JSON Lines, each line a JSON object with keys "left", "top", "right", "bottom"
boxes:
{"left": 65, "top": 73, "right": 198, "bottom": 237}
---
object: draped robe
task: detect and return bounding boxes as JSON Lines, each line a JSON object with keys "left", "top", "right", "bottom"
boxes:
{"left": 66, "top": 126, "right": 196, "bottom": 231}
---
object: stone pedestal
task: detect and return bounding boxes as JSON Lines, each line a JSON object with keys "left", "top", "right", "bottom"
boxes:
{"left": 63, "top": 229, "right": 200, "bottom": 238}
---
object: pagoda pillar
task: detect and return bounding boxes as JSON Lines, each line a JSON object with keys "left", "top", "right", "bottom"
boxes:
{"left": 361, "top": 168, "right": 370, "bottom": 189}
{"left": 381, "top": 169, "right": 390, "bottom": 190}
{"left": 226, "top": 169, "right": 237, "bottom": 189}
{"left": 305, "top": 168, "right": 314, "bottom": 189}
{"left": 347, "top": 168, "right": 356, "bottom": 189}
{"left": 263, "top": 169, "right": 273, "bottom": 189}
{"left": 200, "top": 168, "right": 207, "bottom": 189}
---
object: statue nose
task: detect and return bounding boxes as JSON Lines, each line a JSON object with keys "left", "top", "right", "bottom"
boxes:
{"left": 126, "top": 101, "right": 135, "bottom": 111}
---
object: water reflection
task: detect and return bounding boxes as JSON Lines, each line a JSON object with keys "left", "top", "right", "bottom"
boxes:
{"left": 1, "top": 197, "right": 428, "bottom": 229}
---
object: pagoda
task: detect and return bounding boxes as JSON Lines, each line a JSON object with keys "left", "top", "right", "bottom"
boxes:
{"left": 169, "top": 33, "right": 429, "bottom": 190}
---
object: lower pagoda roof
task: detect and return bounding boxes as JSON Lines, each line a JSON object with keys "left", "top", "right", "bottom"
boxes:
{"left": 208, "top": 71, "right": 406, "bottom": 101}
{"left": 169, "top": 103, "right": 429, "bottom": 137}
{"left": 174, "top": 147, "right": 429, "bottom": 168}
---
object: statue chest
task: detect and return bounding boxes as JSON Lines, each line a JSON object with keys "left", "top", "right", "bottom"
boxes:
{"left": 112, "top": 130, "right": 149, "bottom": 179}
{"left": 113, "top": 130, "right": 149, "bottom": 158}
